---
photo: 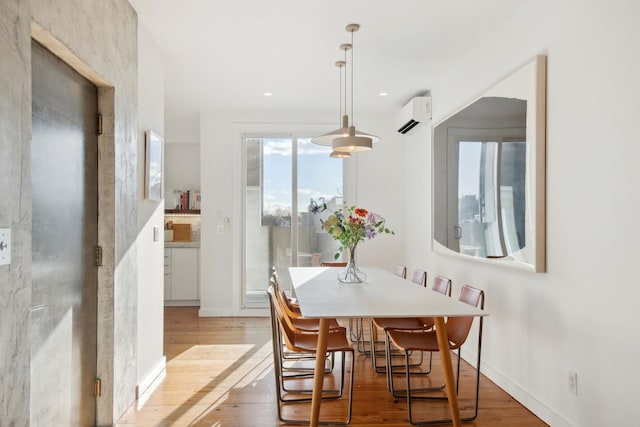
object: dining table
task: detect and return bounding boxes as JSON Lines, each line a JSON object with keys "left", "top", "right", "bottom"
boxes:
{"left": 289, "top": 266, "right": 488, "bottom": 427}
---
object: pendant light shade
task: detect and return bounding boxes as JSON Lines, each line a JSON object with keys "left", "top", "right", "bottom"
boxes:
{"left": 332, "top": 126, "right": 372, "bottom": 153}
{"left": 311, "top": 116, "right": 380, "bottom": 146}
{"left": 312, "top": 23, "right": 379, "bottom": 155}
{"left": 329, "top": 150, "right": 351, "bottom": 158}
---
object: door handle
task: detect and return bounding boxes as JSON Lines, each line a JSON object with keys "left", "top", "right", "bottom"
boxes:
{"left": 453, "top": 225, "right": 462, "bottom": 239}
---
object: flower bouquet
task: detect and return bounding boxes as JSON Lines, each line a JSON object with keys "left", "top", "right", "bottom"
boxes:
{"left": 313, "top": 203, "right": 393, "bottom": 283}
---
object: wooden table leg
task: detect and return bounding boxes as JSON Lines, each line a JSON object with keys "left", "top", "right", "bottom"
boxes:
{"left": 310, "top": 318, "right": 330, "bottom": 427}
{"left": 434, "top": 316, "right": 462, "bottom": 427}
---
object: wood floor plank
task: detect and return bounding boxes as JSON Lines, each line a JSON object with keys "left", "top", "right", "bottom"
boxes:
{"left": 116, "top": 307, "right": 547, "bottom": 426}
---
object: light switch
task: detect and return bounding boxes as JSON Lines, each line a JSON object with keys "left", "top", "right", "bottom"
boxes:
{"left": 0, "top": 228, "right": 11, "bottom": 266}
{"left": 217, "top": 225, "right": 224, "bottom": 234}
{"left": 153, "top": 226, "right": 160, "bottom": 242}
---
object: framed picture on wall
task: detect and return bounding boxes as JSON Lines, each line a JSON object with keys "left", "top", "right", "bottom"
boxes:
{"left": 145, "top": 130, "right": 163, "bottom": 201}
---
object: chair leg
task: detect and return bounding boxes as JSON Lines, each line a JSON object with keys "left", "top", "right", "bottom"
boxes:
{"left": 371, "top": 322, "right": 426, "bottom": 376}
{"left": 383, "top": 331, "right": 435, "bottom": 394}
{"left": 277, "top": 349, "right": 355, "bottom": 425}
{"left": 280, "top": 360, "right": 342, "bottom": 397}
{"left": 386, "top": 336, "right": 439, "bottom": 396}
{"left": 402, "top": 318, "right": 484, "bottom": 425}
{"left": 355, "top": 317, "right": 378, "bottom": 355}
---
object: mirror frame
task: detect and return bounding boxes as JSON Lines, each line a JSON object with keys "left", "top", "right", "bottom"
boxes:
{"left": 431, "top": 55, "right": 546, "bottom": 272}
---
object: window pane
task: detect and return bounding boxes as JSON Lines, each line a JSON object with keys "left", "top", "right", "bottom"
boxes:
{"left": 262, "top": 138, "right": 293, "bottom": 226}
{"left": 243, "top": 135, "right": 344, "bottom": 308}
{"left": 296, "top": 138, "right": 342, "bottom": 266}
{"left": 458, "top": 139, "right": 526, "bottom": 258}
{"left": 458, "top": 141, "right": 485, "bottom": 257}
{"left": 244, "top": 137, "right": 292, "bottom": 306}
{"left": 499, "top": 141, "right": 526, "bottom": 252}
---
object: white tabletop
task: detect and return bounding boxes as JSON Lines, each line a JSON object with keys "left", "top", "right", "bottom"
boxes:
{"left": 289, "top": 266, "right": 488, "bottom": 319}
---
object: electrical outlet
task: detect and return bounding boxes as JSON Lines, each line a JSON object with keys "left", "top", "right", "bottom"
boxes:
{"left": 568, "top": 370, "right": 578, "bottom": 395}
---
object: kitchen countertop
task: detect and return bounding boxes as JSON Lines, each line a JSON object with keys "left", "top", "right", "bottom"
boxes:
{"left": 165, "top": 241, "right": 200, "bottom": 248}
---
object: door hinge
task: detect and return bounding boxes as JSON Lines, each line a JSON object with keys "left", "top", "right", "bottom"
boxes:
{"left": 95, "top": 245, "right": 103, "bottom": 267}
{"left": 97, "top": 113, "right": 103, "bottom": 136}
{"left": 94, "top": 378, "right": 102, "bottom": 398}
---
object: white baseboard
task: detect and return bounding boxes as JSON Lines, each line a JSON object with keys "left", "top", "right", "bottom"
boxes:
{"left": 164, "top": 300, "right": 199, "bottom": 307}
{"left": 198, "top": 306, "right": 269, "bottom": 317}
{"left": 136, "top": 356, "right": 166, "bottom": 400}
{"left": 460, "top": 347, "right": 573, "bottom": 427}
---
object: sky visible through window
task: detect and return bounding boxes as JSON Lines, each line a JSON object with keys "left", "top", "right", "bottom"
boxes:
{"left": 262, "top": 137, "right": 343, "bottom": 215}
{"left": 458, "top": 141, "right": 482, "bottom": 198}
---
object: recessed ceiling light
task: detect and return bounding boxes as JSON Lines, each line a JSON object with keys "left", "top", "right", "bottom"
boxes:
{"left": 379, "top": 92, "right": 389, "bottom": 97}
{"left": 263, "top": 92, "right": 273, "bottom": 97}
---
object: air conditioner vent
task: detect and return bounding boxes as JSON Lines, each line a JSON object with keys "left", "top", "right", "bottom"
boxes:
{"left": 398, "top": 120, "right": 420, "bottom": 134}
{"left": 397, "top": 96, "right": 432, "bottom": 134}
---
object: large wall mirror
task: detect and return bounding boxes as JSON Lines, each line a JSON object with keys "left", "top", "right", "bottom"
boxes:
{"left": 432, "top": 55, "right": 546, "bottom": 272}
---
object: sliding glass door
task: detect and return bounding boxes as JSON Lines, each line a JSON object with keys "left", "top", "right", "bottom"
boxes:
{"left": 243, "top": 135, "right": 343, "bottom": 307}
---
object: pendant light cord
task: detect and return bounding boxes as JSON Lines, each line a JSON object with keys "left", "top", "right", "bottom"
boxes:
{"left": 344, "top": 46, "right": 348, "bottom": 125}
{"left": 350, "top": 28, "right": 354, "bottom": 127}
{"left": 339, "top": 60, "right": 343, "bottom": 123}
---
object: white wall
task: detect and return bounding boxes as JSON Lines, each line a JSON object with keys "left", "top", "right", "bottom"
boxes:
{"left": 165, "top": 112, "right": 200, "bottom": 144}
{"left": 198, "top": 112, "right": 405, "bottom": 316}
{"left": 404, "top": 1, "right": 640, "bottom": 426}
{"left": 136, "top": 23, "right": 165, "bottom": 396}
{"left": 164, "top": 143, "right": 201, "bottom": 210}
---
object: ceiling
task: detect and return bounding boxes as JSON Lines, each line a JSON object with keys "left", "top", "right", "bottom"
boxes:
{"left": 129, "top": 0, "right": 524, "bottom": 119}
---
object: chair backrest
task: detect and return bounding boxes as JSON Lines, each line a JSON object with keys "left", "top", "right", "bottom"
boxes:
{"left": 431, "top": 275, "right": 452, "bottom": 296}
{"left": 266, "top": 285, "right": 298, "bottom": 349}
{"left": 270, "top": 274, "right": 300, "bottom": 318}
{"left": 446, "top": 285, "right": 484, "bottom": 348}
{"left": 321, "top": 261, "right": 347, "bottom": 267}
{"left": 394, "top": 265, "right": 407, "bottom": 278}
{"left": 410, "top": 269, "right": 427, "bottom": 287}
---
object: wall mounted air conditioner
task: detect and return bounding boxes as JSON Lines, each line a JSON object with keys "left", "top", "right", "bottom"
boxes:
{"left": 397, "top": 96, "right": 432, "bottom": 134}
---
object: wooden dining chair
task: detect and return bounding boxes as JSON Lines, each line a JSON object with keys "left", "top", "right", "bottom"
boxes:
{"left": 269, "top": 272, "right": 341, "bottom": 378}
{"left": 267, "top": 283, "right": 342, "bottom": 389}
{"left": 271, "top": 274, "right": 342, "bottom": 332}
{"left": 267, "top": 285, "right": 355, "bottom": 425}
{"left": 386, "top": 285, "right": 485, "bottom": 425}
{"left": 267, "top": 284, "right": 343, "bottom": 396}
{"left": 321, "top": 261, "right": 348, "bottom": 267}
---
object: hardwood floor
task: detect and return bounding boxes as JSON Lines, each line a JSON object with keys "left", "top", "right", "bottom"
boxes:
{"left": 116, "top": 307, "right": 547, "bottom": 426}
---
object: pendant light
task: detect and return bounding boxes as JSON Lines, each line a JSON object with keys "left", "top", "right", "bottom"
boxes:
{"left": 313, "top": 44, "right": 352, "bottom": 148}
{"left": 332, "top": 23, "right": 377, "bottom": 153}
{"left": 329, "top": 58, "right": 351, "bottom": 158}
{"left": 312, "top": 23, "right": 380, "bottom": 154}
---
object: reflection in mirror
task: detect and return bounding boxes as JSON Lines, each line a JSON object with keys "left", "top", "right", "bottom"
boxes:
{"left": 432, "top": 56, "right": 546, "bottom": 272}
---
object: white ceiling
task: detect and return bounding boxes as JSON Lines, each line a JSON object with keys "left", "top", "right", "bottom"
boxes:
{"left": 129, "top": 0, "right": 524, "bottom": 118}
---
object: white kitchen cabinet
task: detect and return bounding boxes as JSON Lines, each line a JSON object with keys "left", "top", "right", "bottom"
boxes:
{"left": 164, "top": 251, "right": 172, "bottom": 300}
{"left": 164, "top": 247, "right": 199, "bottom": 305}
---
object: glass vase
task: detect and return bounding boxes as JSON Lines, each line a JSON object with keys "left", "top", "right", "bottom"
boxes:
{"left": 337, "top": 245, "right": 367, "bottom": 284}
